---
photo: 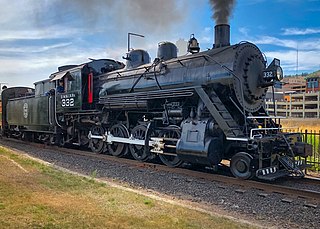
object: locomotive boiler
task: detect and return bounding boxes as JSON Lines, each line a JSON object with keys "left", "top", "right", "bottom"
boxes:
{"left": 2, "top": 24, "right": 312, "bottom": 180}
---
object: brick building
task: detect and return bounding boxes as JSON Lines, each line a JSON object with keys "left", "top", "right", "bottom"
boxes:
{"left": 306, "top": 70, "right": 320, "bottom": 93}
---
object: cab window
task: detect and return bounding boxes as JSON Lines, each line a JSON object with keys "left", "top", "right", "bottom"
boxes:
{"left": 67, "top": 71, "right": 81, "bottom": 92}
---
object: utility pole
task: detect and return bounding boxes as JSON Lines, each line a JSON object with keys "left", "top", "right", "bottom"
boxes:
{"left": 296, "top": 43, "right": 299, "bottom": 75}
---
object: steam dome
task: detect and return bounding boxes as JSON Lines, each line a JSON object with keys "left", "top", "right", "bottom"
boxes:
{"left": 157, "top": 42, "right": 178, "bottom": 61}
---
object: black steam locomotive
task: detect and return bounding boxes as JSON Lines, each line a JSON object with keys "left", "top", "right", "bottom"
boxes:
{"left": 1, "top": 24, "right": 312, "bottom": 180}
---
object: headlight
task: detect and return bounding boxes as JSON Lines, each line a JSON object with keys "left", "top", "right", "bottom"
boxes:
{"left": 260, "top": 58, "right": 283, "bottom": 87}
{"left": 275, "top": 66, "right": 283, "bottom": 81}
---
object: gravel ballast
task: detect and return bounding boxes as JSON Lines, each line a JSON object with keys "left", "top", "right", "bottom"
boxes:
{"left": 1, "top": 139, "right": 319, "bottom": 229}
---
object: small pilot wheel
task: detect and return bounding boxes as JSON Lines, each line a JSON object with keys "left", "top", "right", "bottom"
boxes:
{"left": 158, "top": 126, "right": 183, "bottom": 167}
{"left": 107, "top": 124, "right": 129, "bottom": 157}
{"left": 230, "top": 152, "right": 254, "bottom": 179}
{"left": 129, "top": 125, "right": 151, "bottom": 162}
{"left": 89, "top": 126, "right": 105, "bottom": 154}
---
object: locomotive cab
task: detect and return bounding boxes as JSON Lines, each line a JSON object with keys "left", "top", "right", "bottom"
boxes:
{"left": 51, "top": 59, "right": 125, "bottom": 112}
{"left": 51, "top": 66, "right": 83, "bottom": 113}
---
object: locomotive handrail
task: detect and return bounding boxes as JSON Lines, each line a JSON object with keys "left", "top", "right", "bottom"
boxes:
{"left": 247, "top": 116, "right": 287, "bottom": 119}
{"left": 229, "top": 96, "right": 245, "bottom": 116}
{"left": 201, "top": 53, "right": 248, "bottom": 134}
{"left": 129, "top": 59, "right": 161, "bottom": 93}
{"left": 8, "top": 95, "right": 35, "bottom": 101}
{"left": 109, "top": 53, "right": 226, "bottom": 79}
{"left": 226, "top": 137, "right": 249, "bottom": 142}
{"left": 48, "top": 96, "right": 53, "bottom": 125}
{"left": 54, "top": 89, "right": 62, "bottom": 128}
{"left": 250, "top": 127, "right": 280, "bottom": 139}
{"left": 248, "top": 127, "right": 299, "bottom": 139}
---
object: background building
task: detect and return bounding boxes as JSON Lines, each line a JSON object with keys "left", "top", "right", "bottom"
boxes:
{"left": 306, "top": 70, "right": 320, "bottom": 93}
{"left": 265, "top": 71, "right": 320, "bottom": 118}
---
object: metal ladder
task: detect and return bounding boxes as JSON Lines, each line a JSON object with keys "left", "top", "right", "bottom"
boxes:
{"left": 279, "top": 156, "right": 298, "bottom": 171}
{"left": 195, "top": 87, "right": 244, "bottom": 138}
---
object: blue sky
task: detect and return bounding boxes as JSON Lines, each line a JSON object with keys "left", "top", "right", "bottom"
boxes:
{"left": 0, "top": 0, "right": 319, "bottom": 88}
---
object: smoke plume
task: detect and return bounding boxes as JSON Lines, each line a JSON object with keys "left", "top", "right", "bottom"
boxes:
{"left": 209, "top": 0, "right": 236, "bottom": 24}
{"left": 35, "top": 0, "right": 187, "bottom": 34}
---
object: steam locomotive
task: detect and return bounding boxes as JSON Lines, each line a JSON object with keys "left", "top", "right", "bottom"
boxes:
{"left": 1, "top": 24, "right": 312, "bottom": 180}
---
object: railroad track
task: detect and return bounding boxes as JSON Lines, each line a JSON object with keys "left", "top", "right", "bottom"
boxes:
{"left": 1, "top": 137, "right": 320, "bottom": 204}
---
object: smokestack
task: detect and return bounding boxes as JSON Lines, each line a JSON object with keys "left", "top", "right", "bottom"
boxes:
{"left": 209, "top": 0, "right": 235, "bottom": 48}
{"left": 214, "top": 24, "right": 230, "bottom": 48}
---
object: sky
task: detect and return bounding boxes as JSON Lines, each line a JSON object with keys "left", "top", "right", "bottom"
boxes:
{"left": 0, "top": 0, "right": 319, "bottom": 88}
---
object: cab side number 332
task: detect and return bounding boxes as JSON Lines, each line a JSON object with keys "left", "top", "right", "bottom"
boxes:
{"left": 61, "top": 98, "right": 74, "bottom": 107}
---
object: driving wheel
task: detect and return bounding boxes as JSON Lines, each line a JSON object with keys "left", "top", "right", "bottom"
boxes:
{"left": 129, "top": 124, "right": 151, "bottom": 162}
{"left": 107, "top": 124, "right": 129, "bottom": 157}
{"left": 158, "top": 126, "right": 183, "bottom": 167}
{"left": 89, "top": 126, "right": 105, "bottom": 154}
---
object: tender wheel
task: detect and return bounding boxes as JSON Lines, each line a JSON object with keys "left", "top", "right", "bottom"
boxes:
{"left": 22, "top": 132, "right": 33, "bottom": 141}
{"left": 230, "top": 152, "right": 254, "bottom": 179}
{"left": 89, "top": 126, "right": 105, "bottom": 154}
{"left": 129, "top": 124, "right": 151, "bottom": 162}
{"left": 57, "top": 135, "right": 65, "bottom": 147}
{"left": 49, "top": 135, "right": 55, "bottom": 145}
{"left": 107, "top": 124, "right": 129, "bottom": 157}
{"left": 158, "top": 126, "right": 183, "bottom": 167}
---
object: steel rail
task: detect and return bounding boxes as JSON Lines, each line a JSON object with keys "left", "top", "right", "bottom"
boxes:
{"left": 1, "top": 137, "right": 320, "bottom": 203}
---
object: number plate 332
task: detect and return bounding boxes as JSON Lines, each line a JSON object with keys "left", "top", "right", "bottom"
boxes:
{"left": 60, "top": 93, "right": 76, "bottom": 108}
{"left": 61, "top": 98, "right": 75, "bottom": 107}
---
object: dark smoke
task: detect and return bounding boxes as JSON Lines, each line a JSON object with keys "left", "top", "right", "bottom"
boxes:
{"left": 36, "top": 0, "right": 187, "bottom": 34}
{"left": 209, "top": 0, "right": 236, "bottom": 24}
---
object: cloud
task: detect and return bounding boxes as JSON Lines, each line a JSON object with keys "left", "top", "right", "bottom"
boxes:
{"left": 238, "top": 27, "right": 250, "bottom": 37}
{"left": 236, "top": 28, "right": 320, "bottom": 75}
{"left": 0, "top": 0, "right": 194, "bottom": 88}
{"left": 0, "top": 26, "right": 96, "bottom": 41}
{"left": 265, "top": 50, "right": 320, "bottom": 74}
{"left": 250, "top": 35, "right": 320, "bottom": 51}
{"left": 282, "top": 27, "right": 320, "bottom": 35}
{"left": 199, "top": 27, "right": 213, "bottom": 45}
{"left": 32, "top": 0, "right": 189, "bottom": 36}
{"left": 0, "top": 0, "right": 190, "bottom": 43}
{"left": 251, "top": 36, "right": 298, "bottom": 49}
{"left": 0, "top": 45, "right": 113, "bottom": 87}
{"left": 0, "top": 42, "right": 72, "bottom": 54}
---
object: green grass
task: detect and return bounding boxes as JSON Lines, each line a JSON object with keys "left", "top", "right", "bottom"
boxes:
{"left": 0, "top": 146, "right": 257, "bottom": 229}
{"left": 303, "top": 132, "right": 320, "bottom": 171}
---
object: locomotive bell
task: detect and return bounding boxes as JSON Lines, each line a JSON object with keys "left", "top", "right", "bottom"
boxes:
{"left": 187, "top": 34, "right": 200, "bottom": 54}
